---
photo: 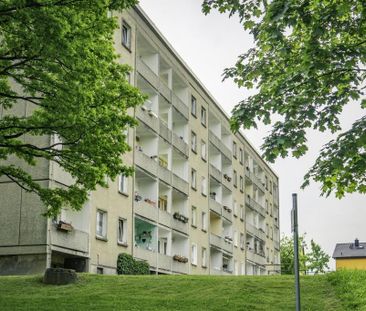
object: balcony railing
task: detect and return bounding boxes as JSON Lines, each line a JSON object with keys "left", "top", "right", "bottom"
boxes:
{"left": 158, "top": 165, "right": 172, "bottom": 184}
{"left": 209, "top": 198, "right": 222, "bottom": 215}
{"left": 245, "top": 196, "right": 266, "bottom": 217}
{"left": 172, "top": 260, "right": 189, "bottom": 274}
{"left": 172, "top": 133, "right": 189, "bottom": 157}
{"left": 51, "top": 226, "right": 89, "bottom": 254}
{"left": 136, "top": 106, "right": 159, "bottom": 133}
{"left": 245, "top": 221, "right": 266, "bottom": 241}
{"left": 158, "top": 253, "right": 172, "bottom": 271}
{"left": 159, "top": 120, "right": 172, "bottom": 143}
{"left": 158, "top": 209, "right": 171, "bottom": 228}
{"left": 209, "top": 164, "right": 221, "bottom": 182}
{"left": 210, "top": 233, "right": 223, "bottom": 249}
{"left": 246, "top": 250, "right": 267, "bottom": 266}
{"left": 172, "top": 173, "right": 189, "bottom": 195}
{"left": 135, "top": 151, "right": 158, "bottom": 176}
{"left": 222, "top": 239, "right": 233, "bottom": 253}
{"left": 244, "top": 168, "right": 265, "bottom": 193}
{"left": 222, "top": 206, "right": 233, "bottom": 222}
{"left": 158, "top": 79, "right": 172, "bottom": 102}
{"left": 208, "top": 130, "right": 232, "bottom": 160}
{"left": 134, "top": 200, "right": 158, "bottom": 222}
{"left": 134, "top": 247, "right": 157, "bottom": 267}
{"left": 136, "top": 58, "right": 159, "bottom": 88}
{"left": 172, "top": 93, "right": 189, "bottom": 119}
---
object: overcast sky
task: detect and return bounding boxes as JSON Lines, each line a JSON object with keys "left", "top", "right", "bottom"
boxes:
{"left": 138, "top": 0, "right": 366, "bottom": 269}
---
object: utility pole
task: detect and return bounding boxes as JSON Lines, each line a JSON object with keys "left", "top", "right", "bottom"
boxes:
{"left": 291, "top": 193, "right": 301, "bottom": 311}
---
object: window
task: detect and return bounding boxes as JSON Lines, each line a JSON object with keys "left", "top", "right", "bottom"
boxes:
{"left": 240, "top": 233, "right": 245, "bottom": 249}
{"left": 266, "top": 223, "right": 269, "bottom": 237}
{"left": 158, "top": 195, "right": 168, "bottom": 211}
{"left": 233, "top": 200, "right": 238, "bottom": 217}
{"left": 270, "top": 226, "right": 273, "bottom": 240}
{"left": 191, "top": 131, "right": 197, "bottom": 153}
{"left": 240, "top": 176, "right": 244, "bottom": 192}
{"left": 201, "top": 176, "right": 207, "bottom": 196}
{"left": 191, "top": 168, "right": 197, "bottom": 190}
{"left": 191, "top": 95, "right": 197, "bottom": 117}
{"left": 202, "top": 247, "right": 207, "bottom": 267}
{"left": 191, "top": 206, "right": 197, "bottom": 227}
{"left": 233, "top": 170, "right": 238, "bottom": 187}
{"left": 191, "top": 243, "right": 197, "bottom": 265}
{"left": 202, "top": 211, "right": 207, "bottom": 231}
{"left": 269, "top": 180, "right": 273, "bottom": 194}
{"left": 121, "top": 21, "right": 131, "bottom": 49}
{"left": 118, "top": 218, "right": 127, "bottom": 245}
{"left": 123, "top": 128, "right": 129, "bottom": 143}
{"left": 265, "top": 199, "right": 269, "bottom": 213}
{"left": 96, "top": 210, "right": 107, "bottom": 239}
{"left": 97, "top": 267, "right": 104, "bottom": 274}
{"left": 270, "top": 203, "right": 273, "bottom": 216}
{"left": 234, "top": 231, "right": 238, "bottom": 247}
{"left": 239, "top": 148, "right": 243, "bottom": 164}
{"left": 201, "top": 140, "right": 207, "bottom": 161}
{"left": 265, "top": 175, "right": 269, "bottom": 190}
{"left": 233, "top": 142, "right": 237, "bottom": 158}
{"left": 240, "top": 204, "right": 244, "bottom": 220}
{"left": 201, "top": 107, "right": 207, "bottom": 126}
{"left": 158, "top": 238, "right": 168, "bottom": 255}
{"left": 119, "top": 174, "right": 128, "bottom": 194}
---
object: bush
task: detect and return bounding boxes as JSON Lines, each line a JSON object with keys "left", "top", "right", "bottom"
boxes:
{"left": 117, "top": 253, "right": 150, "bottom": 275}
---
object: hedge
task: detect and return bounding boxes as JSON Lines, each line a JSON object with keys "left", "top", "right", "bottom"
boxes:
{"left": 117, "top": 253, "right": 150, "bottom": 275}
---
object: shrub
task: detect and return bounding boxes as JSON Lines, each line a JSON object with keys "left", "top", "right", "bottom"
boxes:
{"left": 117, "top": 253, "right": 150, "bottom": 275}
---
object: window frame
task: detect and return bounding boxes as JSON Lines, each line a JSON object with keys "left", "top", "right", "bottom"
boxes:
{"left": 191, "top": 131, "right": 197, "bottom": 153}
{"left": 121, "top": 20, "right": 131, "bottom": 51}
{"left": 118, "top": 174, "right": 128, "bottom": 195}
{"left": 96, "top": 210, "right": 107, "bottom": 240}
{"left": 191, "top": 243, "right": 198, "bottom": 265}
{"left": 191, "top": 168, "right": 197, "bottom": 190}
{"left": 201, "top": 106, "right": 207, "bottom": 127}
{"left": 191, "top": 206, "right": 197, "bottom": 227}
{"left": 191, "top": 95, "right": 197, "bottom": 117}
{"left": 201, "top": 140, "right": 207, "bottom": 161}
{"left": 117, "top": 218, "right": 127, "bottom": 246}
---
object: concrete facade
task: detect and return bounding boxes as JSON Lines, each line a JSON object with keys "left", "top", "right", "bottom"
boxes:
{"left": 0, "top": 6, "right": 280, "bottom": 276}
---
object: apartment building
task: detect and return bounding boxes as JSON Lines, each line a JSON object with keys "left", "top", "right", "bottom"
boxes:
{"left": 0, "top": 6, "right": 280, "bottom": 276}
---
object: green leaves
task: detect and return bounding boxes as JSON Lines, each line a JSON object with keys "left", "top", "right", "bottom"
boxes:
{"left": 0, "top": 0, "right": 145, "bottom": 217}
{"left": 203, "top": 0, "right": 366, "bottom": 198}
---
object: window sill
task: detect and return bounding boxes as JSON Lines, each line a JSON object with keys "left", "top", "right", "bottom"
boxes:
{"left": 118, "top": 242, "right": 128, "bottom": 247}
{"left": 202, "top": 265, "right": 208, "bottom": 269}
{"left": 201, "top": 157, "right": 207, "bottom": 162}
{"left": 201, "top": 229, "right": 207, "bottom": 233}
{"left": 122, "top": 43, "right": 132, "bottom": 53}
{"left": 118, "top": 191, "right": 129, "bottom": 197}
{"left": 201, "top": 193, "right": 207, "bottom": 197}
{"left": 191, "top": 186, "right": 197, "bottom": 191}
{"left": 191, "top": 113, "right": 197, "bottom": 118}
{"left": 191, "top": 224, "right": 197, "bottom": 229}
{"left": 191, "top": 149, "right": 197, "bottom": 154}
{"left": 96, "top": 236, "right": 108, "bottom": 242}
{"left": 191, "top": 263, "right": 197, "bottom": 267}
{"left": 201, "top": 122, "right": 207, "bottom": 128}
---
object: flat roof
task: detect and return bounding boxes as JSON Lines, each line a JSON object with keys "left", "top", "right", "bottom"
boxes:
{"left": 133, "top": 5, "right": 278, "bottom": 179}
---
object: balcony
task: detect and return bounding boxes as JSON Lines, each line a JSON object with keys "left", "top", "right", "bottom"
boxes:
{"left": 158, "top": 210, "right": 171, "bottom": 228}
{"left": 246, "top": 250, "right": 266, "bottom": 266}
{"left": 208, "top": 130, "right": 232, "bottom": 160}
{"left": 172, "top": 260, "right": 189, "bottom": 274}
{"left": 51, "top": 226, "right": 89, "bottom": 254}
{"left": 210, "top": 233, "right": 223, "bottom": 249}
{"left": 245, "top": 196, "right": 266, "bottom": 217}
{"left": 158, "top": 80, "right": 172, "bottom": 102}
{"left": 222, "top": 239, "right": 233, "bottom": 254}
{"left": 172, "top": 133, "right": 189, "bottom": 157}
{"left": 222, "top": 177, "right": 232, "bottom": 191}
{"left": 158, "top": 253, "right": 172, "bottom": 271}
{"left": 222, "top": 206, "right": 233, "bottom": 222}
{"left": 209, "top": 198, "right": 222, "bottom": 215}
{"left": 136, "top": 58, "right": 159, "bottom": 89}
{"left": 274, "top": 240, "right": 280, "bottom": 250}
{"left": 209, "top": 164, "right": 221, "bottom": 182}
{"left": 158, "top": 165, "right": 172, "bottom": 184}
{"left": 172, "top": 173, "right": 189, "bottom": 195}
{"left": 136, "top": 107, "right": 159, "bottom": 133}
{"left": 135, "top": 151, "right": 158, "bottom": 176}
{"left": 134, "top": 247, "right": 157, "bottom": 267}
{"left": 159, "top": 120, "right": 172, "bottom": 143}
{"left": 244, "top": 169, "right": 265, "bottom": 193}
{"left": 172, "top": 215, "right": 189, "bottom": 235}
{"left": 172, "top": 93, "right": 189, "bottom": 120}
{"left": 245, "top": 221, "right": 266, "bottom": 241}
{"left": 134, "top": 200, "right": 158, "bottom": 222}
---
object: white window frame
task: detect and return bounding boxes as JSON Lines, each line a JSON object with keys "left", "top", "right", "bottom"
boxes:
{"left": 96, "top": 210, "right": 107, "bottom": 239}
{"left": 191, "top": 131, "right": 197, "bottom": 153}
{"left": 119, "top": 174, "right": 128, "bottom": 195}
{"left": 191, "top": 168, "right": 197, "bottom": 189}
{"left": 201, "top": 176, "right": 207, "bottom": 196}
{"left": 201, "top": 140, "right": 207, "bottom": 161}
{"left": 121, "top": 20, "right": 131, "bottom": 49}
{"left": 118, "top": 218, "right": 127, "bottom": 245}
{"left": 191, "top": 243, "right": 197, "bottom": 265}
{"left": 201, "top": 106, "right": 207, "bottom": 126}
{"left": 191, "top": 95, "right": 197, "bottom": 117}
{"left": 201, "top": 211, "right": 207, "bottom": 231}
{"left": 191, "top": 206, "right": 197, "bottom": 227}
{"left": 202, "top": 247, "right": 207, "bottom": 267}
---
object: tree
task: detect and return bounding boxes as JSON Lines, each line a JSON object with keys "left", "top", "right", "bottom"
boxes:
{"left": 280, "top": 234, "right": 330, "bottom": 275}
{"left": 280, "top": 234, "right": 307, "bottom": 275}
{"left": 0, "top": 1, "right": 145, "bottom": 217}
{"left": 202, "top": 0, "right": 366, "bottom": 198}
{"left": 307, "top": 239, "right": 330, "bottom": 274}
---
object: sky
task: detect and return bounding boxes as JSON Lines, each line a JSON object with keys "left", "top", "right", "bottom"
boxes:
{"left": 138, "top": 0, "right": 366, "bottom": 269}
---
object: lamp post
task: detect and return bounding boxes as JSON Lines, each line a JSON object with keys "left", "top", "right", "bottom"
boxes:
{"left": 291, "top": 193, "right": 301, "bottom": 311}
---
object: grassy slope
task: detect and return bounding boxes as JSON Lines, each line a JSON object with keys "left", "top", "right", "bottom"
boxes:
{"left": 0, "top": 274, "right": 348, "bottom": 311}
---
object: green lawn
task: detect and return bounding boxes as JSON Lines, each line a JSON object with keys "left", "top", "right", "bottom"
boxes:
{"left": 1, "top": 271, "right": 365, "bottom": 310}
